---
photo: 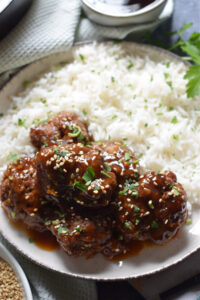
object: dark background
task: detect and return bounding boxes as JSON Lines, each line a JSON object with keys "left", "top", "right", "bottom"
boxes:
{"left": 97, "top": 0, "right": 200, "bottom": 299}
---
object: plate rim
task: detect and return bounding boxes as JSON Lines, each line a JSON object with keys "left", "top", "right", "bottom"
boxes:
{"left": 0, "top": 41, "right": 197, "bottom": 281}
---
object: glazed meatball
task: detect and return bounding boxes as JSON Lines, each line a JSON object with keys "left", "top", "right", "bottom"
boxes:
{"left": 0, "top": 157, "right": 45, "bottom": 231}
{"left": 47, "top": 209, "right": 113, "bottom": 258}
{"left": 92, "top": 141, "right": 140, "bottom": 180}
{"left": 36, "top": 143, "right": 117, "bottom": 208}
{"left": 115, "top": 171, "right": 187, "bottom": 243}
{"left": 30, "top": 111, "right": 91, "bottom": 149}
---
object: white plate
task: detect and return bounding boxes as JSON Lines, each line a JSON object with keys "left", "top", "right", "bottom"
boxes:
{"left": 0, "top": 42, "right": 200, "bottom": 280}
{"left": 0, "top": 243, "right": 33, "bottom": 299}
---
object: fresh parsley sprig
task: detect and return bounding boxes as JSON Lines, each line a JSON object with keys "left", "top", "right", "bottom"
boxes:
{"left": 170, "top": 23, "right": 200, "bottom": 98}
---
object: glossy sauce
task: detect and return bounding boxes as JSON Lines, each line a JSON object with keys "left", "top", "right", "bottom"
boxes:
{"left": 98, "top": 0, "right": 155, "bottom": 8}
{"left": 10, "top": 218, "right": 60, "bottom": 251}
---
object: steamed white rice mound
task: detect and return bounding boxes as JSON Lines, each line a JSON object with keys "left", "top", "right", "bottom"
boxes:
{"left": 0, "top": 42, "right": 200, "bottom": 205}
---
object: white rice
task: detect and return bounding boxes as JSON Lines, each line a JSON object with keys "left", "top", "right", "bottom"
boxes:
{"left": 0, "top": 42, "right": 200, "bottom": 205}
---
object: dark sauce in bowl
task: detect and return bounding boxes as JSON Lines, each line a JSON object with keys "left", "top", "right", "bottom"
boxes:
{"left": 98, "top": 0, "right": 155, "bottom": 11}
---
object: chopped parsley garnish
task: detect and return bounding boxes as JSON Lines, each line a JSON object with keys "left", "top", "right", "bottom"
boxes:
{"left": 134, "top": 205, "right": 140, "bottom": 216}
{"left": 151, "top": 220, "right": 159, "bottom": 229}
{"left": 127, "top": 60, "right": 134, "bottom": 69}
{"left": 0, "top": 113, "right": 4, "bottom": 117}
{"left": 166, "top": 62, "right": 171, "bottom": 68}
{"left": 150, "top": 75, "right": 154, "bottom": 82}
{"left": 11, "top": 211, "right": 16, "bottom": 219}
{"left": 82, "top": 166, "right": 95, "bottom": 184}
{"left": 111, "top": 76, "right": 115, "bottom": 83}
{"left": 144, "top": 123, "right": 148, "bottom": 127}
{"left": 28, "top": 237, "right": 34, "bottom": 243}
{"left": 68, "top": 125, "right": 81, "bottom": 138}
{"left": 7, "top": 153, "right": 20, "bottom": 164}
{"left": 172, "top": 134, "right": 179, "bottom": 141}
{"left": 17, "top": 118, "right": 27, "bottom": 128}
{"left": 166, "top": 81, "right": 173, "bottom": 90}
{"left": 101, "top": 170, "right": 111, "bottom": 178}
{"left": 79, "top": 54, "right": 85, "bottom": 63}
{"left": 125, "top": 152, "right": 131, "bottom": 161}
{"left": 44, "top": 220, "right": 51, "bottom": 226}
{"left": 169, "top": 106, "right": 174, "bottom": 111}
{"left": 135, "top": 219, "right": 140, "bottom": 225}
{"left": 171, "top": 116, "right": 178, "bottom": 124}
{"left": 57, "top": 227, "right": 69, "bottom": 234}
{"left": 104, "top": 163, "right": 111, "bottom": 172}
{"left": 186, "top": 219, "right": 192, "bottom": 225}
{"left": 111, "top": 114, "right": 118, "bottom": 120}
{"left": 73, "top": 181, "right": 87, "bottom": 193}
{"left": 40, "top": 98, "right": 48, "bottom": 106}
{"left": 124, "top": 221, "right": 133, "bottom": 230}
{"left": 164, "top": 72, "right": 170, "bottom": 80}
{"left": 82, "top": 109, "right": 87, "bottom": 116}
{"left": 75, "top": 225, "right": 82, "bottom": 232}
{"left": 172, "top": 187, "right": 180, "bottom": 196}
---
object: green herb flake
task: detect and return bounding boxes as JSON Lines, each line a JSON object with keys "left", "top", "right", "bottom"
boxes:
{"left": 75, "top": 225, "right": 82, "bottom": 232}
{"left": 11, "top": 211, "right": 16, "bottom": 219}
{"left": 57, "top": 227, "right": 69, "bottom": 234}
{"left": 111, "top": 114, "right": 118, "bottom": 120}
{"left": 82, "top": 109, "right": 87, "bottom": 116}
{"left": 169, "top": 106, "right": 174, "bottom": 111}
{"left": 186, "top": 219, "right": 192, "bottom": 225}
{"left": 166, "top": 81, "right": 173, "bottom": 90}
{"left": 144, "top": 123, "right": 148, "bottom": 127}
{"left": 172, "top": 134, "right": 179, "bottom": 141}
{"left": 151, "top": 220, "right": 159, "bottom": 229}
{"left": 125, "top": 152, "right": 131, "bottom": 161}
{"left": 135, "top": 219, "right": 140, "bottom": 225}
{"left": 166, "top": 62, "right": 171, "bottom": 68}
{"left": 79, "top": 54, "right": 85, "bottom": 63}
{"left": 134, "top": 205, "right": 140, "bottom": 216}
{"left": 82, "top": 166, "right": 95, "bottom": 183}
{"left": 12, "top": 105, "right": 17, "bottom": 110}
{"left": 164, "top": 72, "right": 170, "bottom": 80}
{"left": 28, "top": 237, "right": 34, "bottom": 243}
{"left": 124, "top": 221, "right": 133, "bottom": 230}
{"left": 0, "top": 113, "right": 3, "bottom": 117}
{"left": 111, "top": 76, "right": 115, "bottom": 83}
{"left": 73, "top": 181, "right": 87, "bottom": 193}
{"left": 44, "top": 220, "right": 51, "bottom": 226}
{"left": 127, "top": 60, "right": 134, "bottom": 69}
{"left": 171, "top": 116, "right": 178, "bottom": 124}
{"left": 7, "top": 153, "right": 20, "bottom": 164}
{"left": 104, "top": 163, "right": 111, "bottom": 172}
{"left": 17, "top": 118, "right": 27, "bottom": 128}
{"left": 150, "top": 75, "right": 154, "bottom": 82}
{"left": 68, "top": 125, "right": 81, "bottom": 138}
{"left": 101, "top": 170, "right": 111, "bottom": 178}
{"left": 172, "top": 187, "right": 180, "bottom": 196}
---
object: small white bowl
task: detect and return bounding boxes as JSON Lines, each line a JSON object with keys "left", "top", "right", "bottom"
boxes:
{"left": 0, "top": 243, "right": 33, "bottom": 300}
{"left": 81, "top": 0, "right": 168, "bottom": 26}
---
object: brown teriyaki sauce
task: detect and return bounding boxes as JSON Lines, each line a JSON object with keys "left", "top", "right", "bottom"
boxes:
{"left": 98, "top": 0, "right": 155, "bottom": 11}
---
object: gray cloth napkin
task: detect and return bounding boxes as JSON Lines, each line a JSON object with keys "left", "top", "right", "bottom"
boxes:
{"left": 0, "top": 0, "right": 173, "bottom": 86}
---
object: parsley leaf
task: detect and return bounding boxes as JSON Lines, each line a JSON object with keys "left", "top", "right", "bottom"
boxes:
{"left": 82, "top": 166, "right": 95, "bottom": 183}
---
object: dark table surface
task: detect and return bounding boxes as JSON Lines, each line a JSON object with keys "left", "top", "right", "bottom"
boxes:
{"left": 97, "top": 0, "right": 200, "bottom": 299}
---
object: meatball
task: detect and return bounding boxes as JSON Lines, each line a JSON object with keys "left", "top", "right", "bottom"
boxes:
{"left": 30, "top": 111, "right": 91, "bottom": 149}
{"left": 92, "top": 141, "right": 140, "bottom": 180}
{"left": 36, "top": 143, "right": 117, "bottom": 208}
{"left": 115, "top": 171, "right": 187, "bottom": 243}
{"left": 47, "top": 209, "right": 113, "bottom": 258}
{"left": 0, "top": 156, "right": 45, "bottom": 231}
